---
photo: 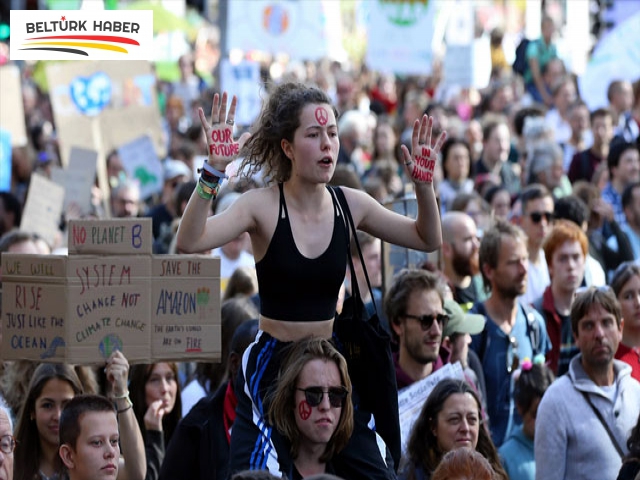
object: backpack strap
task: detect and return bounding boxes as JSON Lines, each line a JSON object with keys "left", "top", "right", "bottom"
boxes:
{"left": 521, "top": 303, "right": 542, "bottom": 357}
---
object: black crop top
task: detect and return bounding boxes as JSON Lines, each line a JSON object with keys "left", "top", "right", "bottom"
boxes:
{"left": 255, "top": 184, "right": 348, "bottom": 322}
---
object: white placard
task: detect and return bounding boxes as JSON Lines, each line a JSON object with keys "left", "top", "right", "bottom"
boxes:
{"left": 220, "top": 60, "right": 262, "bottom": 128}
{"left": 365, "top": 0, "right": 442, "bottom": 75}
{"left": 398, "top": 362, "right": 466, "bottom": 455}
{"left": 227, "top": 0, "right": 343, "bottom": 61}
{"left": 117, "top": 135, "right": 163, "bottom": 200}
{"left": 50, "top": 146, "right": 98, "bottom": 216}
{"left": 20, "top": 173, "right": 65, "bottom": 248}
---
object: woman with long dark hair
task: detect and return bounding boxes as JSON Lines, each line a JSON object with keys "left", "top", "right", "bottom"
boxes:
{"left": 401, "top": 378, "right": 507, "bottom": 480}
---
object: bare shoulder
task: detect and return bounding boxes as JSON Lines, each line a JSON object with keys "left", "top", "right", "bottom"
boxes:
{"left": 338, "top": 186, "right": 381, "bottom": 224}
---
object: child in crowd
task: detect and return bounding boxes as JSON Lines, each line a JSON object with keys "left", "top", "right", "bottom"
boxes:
{"left": 499, "top": 360, "right": 555, "bottom": 480}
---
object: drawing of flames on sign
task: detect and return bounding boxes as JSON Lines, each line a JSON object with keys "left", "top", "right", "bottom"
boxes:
{"left": 19, "top": 34, "right": 139, "bottom": 57}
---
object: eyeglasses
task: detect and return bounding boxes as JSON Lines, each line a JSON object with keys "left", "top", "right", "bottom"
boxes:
{"left": 403, "top": 313, "right": 449, "bottom": 331}
{"left": 297, "top": 386, "right": 349, "bottom": 408}
{"left": 507, "top": 336, "right": 519, "bottom": 374}
{"left": 528, "top": 211, "right": 554, "bottom": 224}
{"left": 0, "top": 434, "right": 16, "bottom": 454}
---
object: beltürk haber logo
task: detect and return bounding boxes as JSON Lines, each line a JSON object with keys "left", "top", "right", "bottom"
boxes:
{"left": 10, "top": 10, "right": 153, "bottom": 61}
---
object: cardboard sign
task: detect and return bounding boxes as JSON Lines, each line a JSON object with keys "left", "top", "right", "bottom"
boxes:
{"left": 0, "top": 65, "right": 28, "bottom": 147}
{"left": 0, "top": 129, "right": 10, "bottom": 192}
{"left": 46, "top": 61, "right": 166, "bottom": 215}
{"left": 1, "top": 252, "right": 221, "bottom": 364}
{"left": 20, "top": 173, "right": 65, "bottom": 249}
{"left": 67, "top": 218, "right": 153, "bottom": 255}
{"left": 151, "top": 256, "right": 221, "bottom": 361}
{"left": 398, "top": 362, "right": 466, "bottom": 455}
{"left": 117, "top": 135, "right": 163, "bottom": 200}
{"left": 50, "top": 147, "right": 98, "bottom": 216}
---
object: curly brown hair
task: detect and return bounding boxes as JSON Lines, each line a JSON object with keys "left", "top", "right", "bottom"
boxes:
{"left": 239, "top": 82, "right": 337, "bottom": 184}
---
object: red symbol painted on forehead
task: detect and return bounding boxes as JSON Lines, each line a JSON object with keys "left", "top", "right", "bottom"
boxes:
{"left": 315, "top": 107, "right": 328, "bottom": 126}
{"left": 298, "top": 400, "right": 312, "bottom": 420}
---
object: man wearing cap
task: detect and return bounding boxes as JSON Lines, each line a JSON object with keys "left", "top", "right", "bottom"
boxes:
{"left": 385, "top": 269, "right": 450, "bottom": 389}
{"left": 147, "top": 159, "right": 193, "bottom": 248}
{"left": 442, "top": 299, "right": 487, "bottom": 406}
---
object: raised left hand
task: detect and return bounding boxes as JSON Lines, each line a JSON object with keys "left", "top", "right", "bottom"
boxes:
{"left": 401, "top": 115, "right": 447, "bottom": 184}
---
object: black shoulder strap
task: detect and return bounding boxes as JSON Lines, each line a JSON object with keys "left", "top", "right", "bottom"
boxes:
{"left": 329, "top": 186, "right": 378, "bottom": 316}
{"left": 580, "top": 390, "right": 624, "bottom": 458}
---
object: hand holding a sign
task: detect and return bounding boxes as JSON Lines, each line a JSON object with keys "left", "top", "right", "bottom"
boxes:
{"left": 198, "top": 92, "right": 251, "bottom": 172}
{"left": 106, "top": 350, "right": 129, "bottom": 397}
{"left": 400, "top": 115, "right": 447, "bottom": 184}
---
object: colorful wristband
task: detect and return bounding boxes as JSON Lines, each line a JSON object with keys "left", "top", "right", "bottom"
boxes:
{"left": 200, "top": 160, "right": 228, "bottom": 180}
{"left": 196, "top": 181, "right": 214, "bottom": 201}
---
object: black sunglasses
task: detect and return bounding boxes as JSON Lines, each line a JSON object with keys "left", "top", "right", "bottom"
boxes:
{"left": 297, "top": 386, "right": 349, "bottom": 408}
{"left": 403, "top": 313, "right": 449, "bottom": 331}
{"left": 528, "top": 211, "right": 554, "bottom": 224}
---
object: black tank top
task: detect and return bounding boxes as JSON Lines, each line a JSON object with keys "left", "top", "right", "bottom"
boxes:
{"left": 255, "top": 184, "right": 348, "bottom": 322}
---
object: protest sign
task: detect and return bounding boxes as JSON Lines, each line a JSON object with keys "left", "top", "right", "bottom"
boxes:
{"left": 152, "top": 256, "right": 221, "bottom": 361}
{"left": 50, "top": 147, "right": 98, "bottom": 216}
{"left": 0, "top": 65, "right": 28, "bottom": 147}
{"left": 227, "top": 0, "right": 344, "bottom": 61}
{"left": 2, "top": 219, "right": 220, "bottom": 364}
{"left": 365, "top": 0, "right": 442, "bottom": 75}
{"left": 68, "top": 218, "right": 152, "bottom": 255}
{"left": 443, "top": 37, "right": 492, "bottom": 90}
{"left": 0, "top": 129, "right": 11, "bottom": 192}
{"left": 20, "top": 173, "right": 65, "bottom": 249}
{"left": 220, "top": 60, "right": 262, "bottom": 127}
{"left": 46, "top": 60, "right": 165, "bottom": 215}
{"left": 117, "top": 135, "right": 163, "bottom": 200}
{"left": 398, "top": 362, "right": 465, "bottom": 455}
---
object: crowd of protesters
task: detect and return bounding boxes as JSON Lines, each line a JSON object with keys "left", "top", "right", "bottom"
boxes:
{"left": 1, "top": 9, "right": 640, "bottom": 480}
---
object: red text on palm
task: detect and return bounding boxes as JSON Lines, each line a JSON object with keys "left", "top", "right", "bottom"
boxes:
{"left": 411, "top": 145, "right": 436, "bottom": 183}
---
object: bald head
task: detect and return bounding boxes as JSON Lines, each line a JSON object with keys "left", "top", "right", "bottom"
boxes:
{"left": 442, "top": 211, "right": 476, "bottom": 240}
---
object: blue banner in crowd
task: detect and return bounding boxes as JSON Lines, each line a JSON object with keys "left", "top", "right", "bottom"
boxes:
{"left": 0, "top": 128, "right": 11, "bottom": 192}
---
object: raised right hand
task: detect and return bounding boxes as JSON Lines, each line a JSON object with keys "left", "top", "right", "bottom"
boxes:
{"left": 198, "top": 92, "right": 245, "bottom": 171}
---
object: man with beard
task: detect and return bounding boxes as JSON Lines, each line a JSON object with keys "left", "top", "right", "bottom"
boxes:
{"left": 532, "top": 220, "right": 587, "bottom": 376}
{"left": 470, "top": 220, "right": 551, "bottom": 447}
{"left": 441, "top": 211, "right": 487, "bottom": 310}
{"left": 535, "top": 287, "right": 640, "bottom": 480}
{"left": 385, "top": 269, "right": 449, "bottom": 389}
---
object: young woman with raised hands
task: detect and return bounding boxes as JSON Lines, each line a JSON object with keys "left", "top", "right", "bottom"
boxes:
{"left": 176, "top": 83, "right": 447, "bottom": 479}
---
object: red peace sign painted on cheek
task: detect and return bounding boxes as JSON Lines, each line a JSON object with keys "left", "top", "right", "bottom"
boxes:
{"left": 315, "top": 107, "right": 328, "bottom": 126}
{"left": 298, "top": 400, "right": 312, "bottom": 420}
{"left": 412, "top": 145, "right": 436, "bottom": 183}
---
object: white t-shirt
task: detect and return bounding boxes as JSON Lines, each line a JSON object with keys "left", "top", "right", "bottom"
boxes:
{"left": 520, "top": 250, "right": 550, "bottom": 306}
{"left": 211, "top": 248, "right": 255, "bottom": 293}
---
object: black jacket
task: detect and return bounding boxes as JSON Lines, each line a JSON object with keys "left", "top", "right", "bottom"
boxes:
{"left": 159, "top": 382, "right": 230, "bottom": 480}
